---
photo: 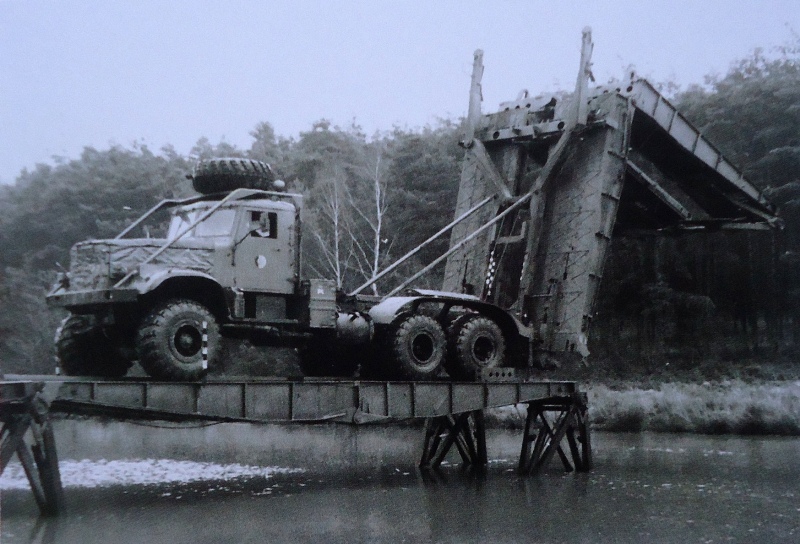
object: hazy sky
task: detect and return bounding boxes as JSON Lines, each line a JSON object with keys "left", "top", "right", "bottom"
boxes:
{"left": 1, "top": 0, "right": 798, "bottom": 183}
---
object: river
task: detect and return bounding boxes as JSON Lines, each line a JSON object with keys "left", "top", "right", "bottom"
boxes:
{"left": 1, "top": 419, "right": 798, "bottom": 543}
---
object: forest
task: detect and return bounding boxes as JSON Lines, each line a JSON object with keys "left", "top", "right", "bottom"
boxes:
{"left": 1, "top": 45, "right": 799, "bottom": 377}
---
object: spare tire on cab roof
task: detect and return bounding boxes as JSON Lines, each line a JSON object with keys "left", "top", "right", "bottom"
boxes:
{"left": 190, "top": 158, "right": 275, "bottom": 194}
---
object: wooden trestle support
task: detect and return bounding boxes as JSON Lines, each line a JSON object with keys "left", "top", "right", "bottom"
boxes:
{"left": 420, "top": 392, "right": 591, "bottom": 474}
{"left": 0, "top": 384, "right": 65, "bottom": 516}
{"left": 518, "top": 393, "right": 592, "bottom": 474}
{"left": 420, "top": 410, "right": 489, "bottom": 469}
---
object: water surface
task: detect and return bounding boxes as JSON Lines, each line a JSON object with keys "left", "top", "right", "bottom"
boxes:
{"left": 2, "top": 420, "right": 798, "bottom": 543}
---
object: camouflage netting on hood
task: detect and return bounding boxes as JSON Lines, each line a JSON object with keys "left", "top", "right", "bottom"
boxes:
{"left": 69, "top": 239, "right": 215, "bottom": 290}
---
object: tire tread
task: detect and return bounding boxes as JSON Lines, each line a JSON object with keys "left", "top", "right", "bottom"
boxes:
{"left": 136, "top": 299, "right": 220, "bottom": 381}
{"left": 192, "top": 158, "right": 275, "bottom": 194}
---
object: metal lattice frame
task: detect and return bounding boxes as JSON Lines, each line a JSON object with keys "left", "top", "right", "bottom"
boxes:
{"left": 418, "top": 393, "right": 591, "bottom": 475}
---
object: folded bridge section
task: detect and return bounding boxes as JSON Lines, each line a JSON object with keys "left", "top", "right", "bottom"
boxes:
{"left": 443, "top": 30, "right": 778, "bottom": 364}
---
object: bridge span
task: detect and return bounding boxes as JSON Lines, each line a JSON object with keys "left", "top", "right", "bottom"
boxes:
{"left": 1, "top": 374, "right": 591, "bottom": 516}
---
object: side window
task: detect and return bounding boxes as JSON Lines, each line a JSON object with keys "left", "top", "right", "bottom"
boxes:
{"left": 250, "top": 211, "right": 278, "bottom": 239}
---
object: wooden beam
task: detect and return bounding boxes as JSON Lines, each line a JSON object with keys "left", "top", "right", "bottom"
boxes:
{"left": 469, "top": 139, "right": 514, "bottom": 201}
{"left": 626, "top": 159, "right": 692, "bottom": 220}
{"left": 573, "top": 27, "right": 594, "bottom": 126}
{"left": 419, "top": 411, "right": 488, "bottom": 469}
{"left": 17, "top": 437, "right": 48, "bottom": 513}
{"left": 1, "top": 415, "right": 30, "bottom": 474}
{"left": 461, "top": 50, "right": 484, "bottom": 146}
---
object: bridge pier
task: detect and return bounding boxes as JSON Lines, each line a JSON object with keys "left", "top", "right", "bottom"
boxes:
{"left": 419, "top": 410, "right": 488, "bottom": 469}
{"left": 519, "top": 393, "right": 592, "bottom": 474}
{"left": 0, "top": 383, "right": 64, "bottom": 516}
{"left": 418, "top": 392, "right": 592, "bottom": 474}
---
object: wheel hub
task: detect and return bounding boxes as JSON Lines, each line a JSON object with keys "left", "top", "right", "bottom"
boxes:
{"left": 173, "top": 324, "right": 202, "bottom": 357}
{"left": 472, "top": 336, "right": 496, "bottom": 364}
{"left": 411, "top": 333, "right": 435, "bottom": 363}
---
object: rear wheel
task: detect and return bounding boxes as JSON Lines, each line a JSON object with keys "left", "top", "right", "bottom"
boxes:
{"left": 446, "top": 315, "right": 505, "bottom": 381}
{"left": 388, "top": 315, "right": 446, "bottom": 381}
{"left": 137, "top": 299, "right": 220, "bottom": 381}
{"left": 55, "top": 315, "right": 131, "bottom": 378}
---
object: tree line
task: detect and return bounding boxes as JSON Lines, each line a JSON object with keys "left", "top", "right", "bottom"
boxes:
{"left": 1, "top": 44, "right": 798, "bottom": 375}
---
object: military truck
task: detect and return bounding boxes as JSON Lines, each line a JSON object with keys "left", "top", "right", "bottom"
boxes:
{"left": 48, "top": 32, "right": 779, "bottom": 383}
{"left": 47, "top": 158, "right": 526, "bottom": 381}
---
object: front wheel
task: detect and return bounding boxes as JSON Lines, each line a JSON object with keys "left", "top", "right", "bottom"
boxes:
{"left": 387, "top": 315, "right": 446, "bottom": 381}
{"left": 55, "top": 315, "right": 132, "bottom": 378}
{"left": 136, "top": 299, "right": 221, "bottom": 381}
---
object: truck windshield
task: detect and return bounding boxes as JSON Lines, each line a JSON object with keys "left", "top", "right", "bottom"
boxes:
{"left": 168, "top": 208, "right": 236, "bottom": 241}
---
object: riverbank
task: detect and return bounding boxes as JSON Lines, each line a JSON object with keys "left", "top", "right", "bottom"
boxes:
{"left": 587, "top": 380, "right": 800, "bottom": 434}
{"left": 567, "top": 356, "right": 799, "bottom": 435}
{"left": 487, "top": 372, "right": 800, "bottom": 436}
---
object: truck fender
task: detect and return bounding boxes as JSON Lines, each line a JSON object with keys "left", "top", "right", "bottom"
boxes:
{"left": 134, "top": 268, "right": 222, "bottom": 295}
{"left": 368, "top": 293, "right": 532, "bottom": 340}
{"left": 367, "top": 297, "right": 420, "bottom": 325}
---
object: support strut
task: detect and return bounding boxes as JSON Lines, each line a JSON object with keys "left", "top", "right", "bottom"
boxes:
{"left": 518, "top": 393, "right": 592, "bottom": 475}
{"left": 0, "top": 387, "right": 64, "bottom": 516}
{"left": 419, "top": 410, "right": 488, "bottom": 469}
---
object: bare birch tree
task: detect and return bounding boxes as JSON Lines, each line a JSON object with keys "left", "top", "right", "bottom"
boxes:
{"left": 305, "top": 163, "right": 355, "bottom": 288}
{"left": 348, "top": 142, "right": 392, "bottom": 295}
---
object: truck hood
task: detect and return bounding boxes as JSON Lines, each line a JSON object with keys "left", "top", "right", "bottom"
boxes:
{"left": 67, "top": 238, "right": 217, "bottom": 291}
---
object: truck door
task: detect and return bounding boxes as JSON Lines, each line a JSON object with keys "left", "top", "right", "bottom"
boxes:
{"left": 232, "top": 208, "right": 295, "bottom": 294}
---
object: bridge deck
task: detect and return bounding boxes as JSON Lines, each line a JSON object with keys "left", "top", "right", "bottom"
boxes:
{"left": 3, "top": 375, "right": 576, "bottom": 423}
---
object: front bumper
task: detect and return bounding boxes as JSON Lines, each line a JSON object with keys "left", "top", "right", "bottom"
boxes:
{"left": 46, "top": 288, "right": 140, "bottom": 308}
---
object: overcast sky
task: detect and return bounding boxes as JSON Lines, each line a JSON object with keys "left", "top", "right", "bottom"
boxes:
{"left": 1, "top": 0, "right": 798, "bottom": 184}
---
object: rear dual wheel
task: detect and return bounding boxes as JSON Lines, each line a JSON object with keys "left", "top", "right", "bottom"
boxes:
{"left": 385, "top": 314, "right": 447, "bottom": 381}
{"left": 379, "top": 313, "right": 506, "bottom": 381}
{"left": 445, "top": 315, "right": 506, "bottom": 381}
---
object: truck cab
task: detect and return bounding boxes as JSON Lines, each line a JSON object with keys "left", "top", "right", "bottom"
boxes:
{"left": 47, "top": 186, "right": 310, "bottom": 381}
{"left": 161, "top": 197, "right": 303, "bottom": 325}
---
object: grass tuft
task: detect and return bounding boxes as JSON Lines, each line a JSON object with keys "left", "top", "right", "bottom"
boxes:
{"left": 485, "top": 380, "right": 800, "bottom": 436}
{"left": 588, "top": 380, "right": 800, "bottom": 435}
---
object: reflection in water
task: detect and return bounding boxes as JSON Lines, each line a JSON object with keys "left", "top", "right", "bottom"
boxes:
{"left": 1, "top": 459, "right": 303, "bottom": 490}
{"left": 2, "top": 420, "right": 799, "bottom": 543}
